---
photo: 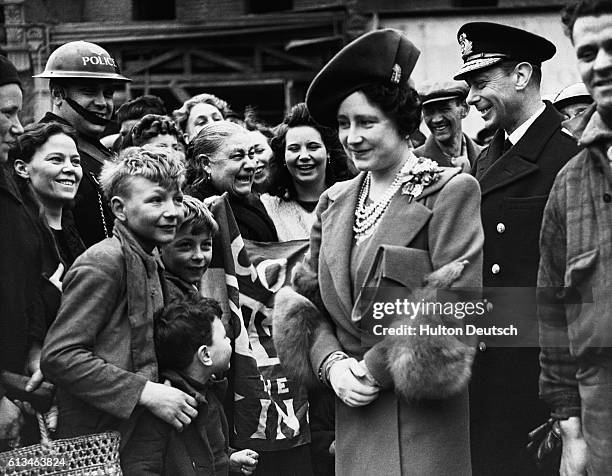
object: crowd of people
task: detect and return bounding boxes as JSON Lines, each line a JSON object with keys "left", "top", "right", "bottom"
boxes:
{"left": 1, "top": 0, "right": 611, "bottom": 475}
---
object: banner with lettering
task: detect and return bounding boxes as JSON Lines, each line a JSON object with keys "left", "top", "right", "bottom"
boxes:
{"left": 201, "top": 194, "right": 310, "bottom": 451}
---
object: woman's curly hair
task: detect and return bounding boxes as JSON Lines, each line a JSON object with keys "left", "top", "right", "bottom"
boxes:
{"left": 359, "top": 82, "right": 422, "bottom": 138}
{"left": 270, "top": 103, "right": 354, "bottom": 201}
{"left": 120, "top": 114, "right": 186, "bottom": 150}
{"left": 172, "top": 93, "right": 229, "bottom": 134}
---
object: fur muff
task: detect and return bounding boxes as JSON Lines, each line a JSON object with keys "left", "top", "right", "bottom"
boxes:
{"left": 272, "top": 286, "right": 322, "bottom": 388}
{"left": 274, "top": 260, "right": 476, "bottom": 398}
{"left": 384, "top": 260, "right": 476, "bottom": 401}
{"left": 290, "top": 262, "right": 325, "bottom": 311}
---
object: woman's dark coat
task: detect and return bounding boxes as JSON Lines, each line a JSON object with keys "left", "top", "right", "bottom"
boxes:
{"left": 0, "top": 167, "right": 45, "bottom": 385}
{"left": 190, "top": 186, "right": 278, "bottom": 242}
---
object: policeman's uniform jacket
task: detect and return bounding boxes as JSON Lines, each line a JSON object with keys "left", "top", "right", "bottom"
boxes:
{"left": 40, "top": 112, "right": 114, "bottom": 247}
{"left": 469, "top": 101, "right": 580, "bottom": 475}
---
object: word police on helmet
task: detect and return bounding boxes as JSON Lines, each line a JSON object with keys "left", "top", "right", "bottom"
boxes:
{"left": 34, "top": 40, "right": 130, "bottom": 83}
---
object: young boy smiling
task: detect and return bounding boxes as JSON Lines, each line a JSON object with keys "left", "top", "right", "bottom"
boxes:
{"left": 122, "top": 295, "right": 259, "bottom": 475}
{"left": 42, "top": 147, "right": 198, "bottom": 447}
{"left": 161, "top": 194, "right": 218, "bottom": 300}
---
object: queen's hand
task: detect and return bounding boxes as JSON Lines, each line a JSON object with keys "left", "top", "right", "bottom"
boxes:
{"left": 328, "top": 357, "right": 379, "bottom": 407}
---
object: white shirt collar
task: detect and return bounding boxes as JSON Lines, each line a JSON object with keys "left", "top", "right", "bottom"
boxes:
{"left": 506, "top": 103, "right": 546, "bottom": 146}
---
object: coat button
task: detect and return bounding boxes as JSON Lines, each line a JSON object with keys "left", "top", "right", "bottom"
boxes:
{"left": 604, "top": 193, "right": 611, "bottom": 203}
{"left": 491, "top": 264, "right": 501, "bottom": 274}
{"left": 496, "top": 223, "right": 505, "bottom": 233}
{"left": 478, "top": 341, "right": 487, "bottom": 352}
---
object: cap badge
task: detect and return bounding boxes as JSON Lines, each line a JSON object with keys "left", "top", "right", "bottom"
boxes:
{"left": 459, "top": 32, "right": 473, "bottom": 59}
{"left": 391, "top": 63, "right": 402, "bottom": 84}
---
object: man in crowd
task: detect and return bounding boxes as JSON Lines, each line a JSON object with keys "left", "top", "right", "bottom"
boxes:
{"left": 539, "top": 1, "right": 612, "bottom": 474}
{"left": 453, "top": 22, "right": 581, "bottom": 474}
{"left": 553, "top": 82, "right": 593, "bottom": 120}
{"left": 35, "top": 40, "right": 131, "bottom": 246}
{"left": 100, "top": 94, "right": 167, "bottom": 151}
{"left": 414, "top": 80, "right": 481, "bottom": 171}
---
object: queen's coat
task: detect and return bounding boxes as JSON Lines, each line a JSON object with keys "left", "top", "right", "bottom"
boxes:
{"left": 301, "top": 167, "right": 483, "bottom": 475}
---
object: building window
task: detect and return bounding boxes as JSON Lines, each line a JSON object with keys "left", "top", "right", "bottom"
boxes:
{"left": 133, "top": 0, "right": 176, "bottom": 20}
{"left": 453, "top": 0, "right": 498, "bottom": 6}
{"left": 246, "top": 0, "right": 293, "bottom": 14}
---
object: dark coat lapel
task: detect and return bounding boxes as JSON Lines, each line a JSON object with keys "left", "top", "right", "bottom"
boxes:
{"left": 479, "top": 102, "right": 562, "bottom": 196}
{"left": 465, "top": 134, "right": 482, "bottom": 164}
{"left": 320, "top": 175, "right": 362, "bottom": 319}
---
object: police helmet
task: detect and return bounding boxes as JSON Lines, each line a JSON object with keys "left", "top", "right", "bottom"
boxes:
{"left": 33, "top": 41, "right": 130, "bottom": 82}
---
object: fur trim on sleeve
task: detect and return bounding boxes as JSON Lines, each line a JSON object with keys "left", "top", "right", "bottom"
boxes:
{"left": 290, "top": 262, "right": 325, "bottom": 311}
{"left": 273, "top": 286, "right": 322, "bottom": 388}
{"left": 384, "top": 260, "right": 476, "bottom": 400}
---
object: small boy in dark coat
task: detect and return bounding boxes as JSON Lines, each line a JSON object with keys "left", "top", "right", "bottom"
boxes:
{"left": 161, "top": 194, "right": 218, "bottom": 300}
{"left": 121, "top": 295, "right": 259, "bottom": 475}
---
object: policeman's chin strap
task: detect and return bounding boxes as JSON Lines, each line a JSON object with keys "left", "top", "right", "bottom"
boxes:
{"left": 64, "top": 97, "right": 111, "bottom": 127}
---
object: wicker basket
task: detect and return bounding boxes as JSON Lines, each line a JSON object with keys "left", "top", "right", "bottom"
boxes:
{"left": 0, "top": 414, "right": 122, "bottom": 475}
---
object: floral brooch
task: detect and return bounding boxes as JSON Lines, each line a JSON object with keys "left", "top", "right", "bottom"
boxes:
{"left": 398, "top": 157, "right": 443, "bottom": 202}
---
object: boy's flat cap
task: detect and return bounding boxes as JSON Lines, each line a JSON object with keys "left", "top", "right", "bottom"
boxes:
{"left": 306, "top": 28, "right": 420, "bottom": 127}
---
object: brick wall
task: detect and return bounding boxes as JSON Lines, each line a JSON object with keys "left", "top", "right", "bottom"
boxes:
{"left": 83, "top": 0, "right": 132, "bottom": 22}
{"left": 357, "top": 0, "right": 563, "bottom": 12}
{"left": 24, "top": 0, "right": 84, "bottom": 23}
{"left": 177, "top": 0, "right": 244, "bottom": 21}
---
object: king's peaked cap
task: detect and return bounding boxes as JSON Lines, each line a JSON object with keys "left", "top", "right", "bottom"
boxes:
{"left": 453, "top": 22, "right": 556, "bottom": 80}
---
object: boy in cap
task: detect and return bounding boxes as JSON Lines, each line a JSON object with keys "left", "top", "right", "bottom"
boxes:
{"left": 539, "top": 1, "right": 612, "bottom": 474}
{"left": 454, "top": 21, "right": 581, "bottom": 475}
{"left": 414, "top": 79, "right": 481, "bottom": 171}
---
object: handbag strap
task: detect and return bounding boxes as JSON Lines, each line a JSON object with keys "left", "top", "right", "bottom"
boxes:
{"left": 36, "top": 412, "right": 52, "bottom": 449}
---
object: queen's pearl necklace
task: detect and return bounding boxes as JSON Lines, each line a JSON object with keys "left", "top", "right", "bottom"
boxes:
{"left": 353, "top": 157, "right": 416, "bottom": 243}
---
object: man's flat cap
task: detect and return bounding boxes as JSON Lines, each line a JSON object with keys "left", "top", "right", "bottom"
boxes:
{"left": 419, "top": 80, "right": 468, "bottom": 106}
{"left": 453, "top": 22, "right": 556, "bottom": 80}
{"left": 306, "top": 28, "right": 420, "bottom": 127}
